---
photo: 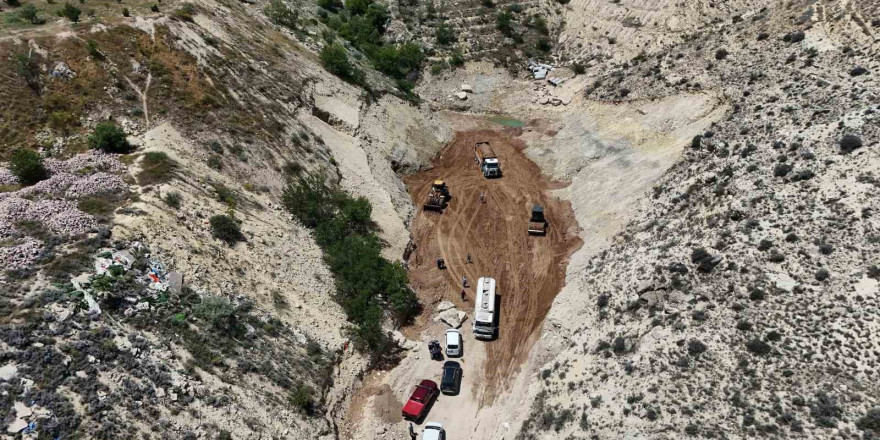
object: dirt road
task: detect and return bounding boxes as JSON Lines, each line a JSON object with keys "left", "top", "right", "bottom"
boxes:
{"left": 403, "top": 129, "right": 582, "bottom": 402}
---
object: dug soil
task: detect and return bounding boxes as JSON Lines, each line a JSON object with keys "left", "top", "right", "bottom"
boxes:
{"left": 403, "top": 128, "right": 582, "bottom": 401}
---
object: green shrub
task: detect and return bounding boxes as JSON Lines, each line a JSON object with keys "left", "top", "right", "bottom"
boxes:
{"left": 317, "top": 0, "right": 342, "bottom": 11}
{"left": 9, "top": 149, "right": 48, "bottom": 186}
{"left": 496, "top": 11, "right": 513, "bottom": 36}
{"left": 57, "top": 2, "right": 81, "bottom": 22}
{"left": 5, "top": 0, "right": 21, "bottom": 6}
{"left": 320, "top": 43, "right": 364, "bottom": 84}
{"left": 289, "top": 384, "right": 314, "bottom": 414}
{"left": 264, "top": 0, "right": 297, "bottom": 29}
{"left": 207, "top": 155, "right": 222, "bottom": 170}
{"left": 370, "top": 42, "right": 423, "bottom": 79}
{"left": 88, "top": 122, "right": 131, "bottom": 153}
{"left": 173, "top": 2, "right": 195, "bottom": 21}
{"left": 150, "top": 4, "right": 159, "bottom": 12}
{"left": 85, "top": 39, "right": 103, "bottom": 59}
{"left": 856, "top": 408, "right": 880, "bottom": 432}
{"left": 19, "top": 4, "right": 44, "bottom": 24}
{"left": 122, "top": 7, "right": 129, "bottom": 16}
{"left": 435, "top": 22, "right": 455, "bottom": 45}
{"left": 194, "top": 296, "right": 241, "bottom": 333}
{"left": 536, "top": 37, "right": 551, "bottom": 52}
{"left": 449, "top": 50, "right": 465, "bottom": 67}
{"left": 164, "top": 191, "right": 182, "bottom": 209}
{"left": 209, "top": 214, "right": 244, "bottom": 245}
{"left": 214, "top": 184, "right": 236, "bottom": 207}
{"left": 15, "top": 53, "right": 40, "bottom": 92}
{"left": 137, "top": 151, "right": 177, "bottom": 185}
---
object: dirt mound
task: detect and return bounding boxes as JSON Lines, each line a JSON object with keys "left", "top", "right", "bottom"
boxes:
{"left": 403, "top": 129, "right": 581, "bottom": 400}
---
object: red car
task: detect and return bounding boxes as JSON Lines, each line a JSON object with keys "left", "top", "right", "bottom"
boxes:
{"left": 402, "top": 380, "right": 439, "bottom": 421}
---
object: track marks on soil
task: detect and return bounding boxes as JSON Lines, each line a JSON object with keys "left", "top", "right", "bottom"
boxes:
{"left": 404, "top": 129, "right": 582, "bottom": 403}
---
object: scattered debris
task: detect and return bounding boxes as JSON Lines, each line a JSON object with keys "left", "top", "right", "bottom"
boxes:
{"left": 528, "top": 61, "right": 553, "bottom": 80}
{"left": 0, "top": 364, "right": 18, "bottom": 381}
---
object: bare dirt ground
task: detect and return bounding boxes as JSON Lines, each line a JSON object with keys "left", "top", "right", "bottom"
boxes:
{"left": 403, "top": 128, "right": 582, "bottom": 401}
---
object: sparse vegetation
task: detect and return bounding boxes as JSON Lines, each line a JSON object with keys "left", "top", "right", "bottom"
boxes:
{"left": 137, "top": 152, "right": 177, "bottom": 185}
{"left": 163, "top": 191, "right": 182, "bottom": 209}
{"left": 264, "top": 0, "right": 297, "bottom": 30}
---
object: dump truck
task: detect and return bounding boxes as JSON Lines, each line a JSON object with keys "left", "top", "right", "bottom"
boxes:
{"left": 528, "top": 205, "right": 548, "bottom": 235}
{"left": 474, "top": 142, "right": 502, "bottom": 178}
{"left": 424, "top": 180, "right": 449, "bottom": 211}
{"left": 473, "top": 277, "right": 497, "bottom": 340}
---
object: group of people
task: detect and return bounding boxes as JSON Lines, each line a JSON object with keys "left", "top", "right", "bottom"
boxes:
{"left": 435, "top": 253, "right": 473, "bottom": 301}
{"left": 432, "top": 192, "right": 485, "bottom": 303}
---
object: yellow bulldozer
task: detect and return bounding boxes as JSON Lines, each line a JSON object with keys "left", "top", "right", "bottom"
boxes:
{"left": 424, "top": 180, "right": 450, "bottom": 212}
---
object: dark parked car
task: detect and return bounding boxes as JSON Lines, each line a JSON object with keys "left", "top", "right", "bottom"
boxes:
{"left": 440, "top": 361, "right": 462, "bottom": 395}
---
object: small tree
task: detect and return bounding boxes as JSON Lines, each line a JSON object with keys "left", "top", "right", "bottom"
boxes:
{"left": 19, "top": 4, "right": 43, "bottom": 24}
{"left": 9, "top": 149, "right": 48, "bottom": 186}
{"left": 264, "top": 0, "right": 297, "bottom": 29}
{"left": 320, "top": 42, "right": 362, "bottom": 84}
{"left": 57, "top": 2, "right": 81, "bottom": 22}
{"left": 88, "top": 122, "right": 131, "bottom": 153}
{"left": 209, "top": 214, "right": 244, "bottom": 245}
{"left": 15, "top": 53, "right": 40, "bottom": 93}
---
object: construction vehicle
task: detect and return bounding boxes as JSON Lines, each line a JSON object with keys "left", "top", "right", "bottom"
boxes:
{"left": 528, "top": 205, "right": 548, "bottom": 235}
{"left": 474, "top": 142, "right": 502, "bottom": 178}
{"left": 423, "top": 180, "right": 450, "bottom": 211}
{"left": 473, "top": 277, "right": 497, "bottom": 340}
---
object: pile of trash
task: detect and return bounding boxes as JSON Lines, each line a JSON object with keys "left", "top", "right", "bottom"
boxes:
{"left": 527, "top": 61, "right": 567, "bottom": 87}
{"left": 529, "top": 61, "right": 553, "bottom": 80}
{"left": 73, "top": 242, "right": 184, "bottom": 318}
{"left": 0, "top": 365, "right": 43, "bottom": 436}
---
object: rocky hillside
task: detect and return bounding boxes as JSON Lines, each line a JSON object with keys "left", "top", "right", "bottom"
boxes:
{"left": 518, "top": 0, "right": 880, "bottom": 438}
{"left": 0, "top": 0, "right": 450, "bottom": 437}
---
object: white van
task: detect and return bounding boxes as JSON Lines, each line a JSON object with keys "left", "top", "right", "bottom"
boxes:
{"left": 445, "top": 329, "right": 462, "bottom": 357}
{"left": 473, "top": 277, "right": 497, "bottom": 340}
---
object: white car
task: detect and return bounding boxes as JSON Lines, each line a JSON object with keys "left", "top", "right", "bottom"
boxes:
{"left": 423, "top": 422, "right": 446, "bottom": 440}
{"left": 445, "top": 329, "right": 462, "bottom": 357}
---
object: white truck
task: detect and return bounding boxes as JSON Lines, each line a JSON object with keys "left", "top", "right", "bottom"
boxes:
{"left": 474, "top": 142, "right": 502, "bottom": 178}
{"left": 473, "top": 277, "right": 498, "bottom": 340}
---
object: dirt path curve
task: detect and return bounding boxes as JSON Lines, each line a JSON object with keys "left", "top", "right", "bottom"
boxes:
{"left": 403, "top": 128, "right": 582, "bottom": 402}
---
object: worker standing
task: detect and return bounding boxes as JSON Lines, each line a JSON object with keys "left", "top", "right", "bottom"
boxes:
{"left": 466, "top": 253, "right": 472, "bottom": 264}
{"left": 409, "top": 422, "right": 417, "bottom": 440}
{"left": 437, "top": 258, "right": 445, "bottom": 270}
{"left": 461, "top": 288, "right": 467, "bottom": 301}
{"left": 480, "top": 192, "right": 485, "bottom": 203}
{"left": 462, "top": 276, "right": 468, "bottom": 288}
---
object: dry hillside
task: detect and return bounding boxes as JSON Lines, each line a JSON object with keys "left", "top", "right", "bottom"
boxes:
{"left": 0, "top": 0, "right": 877, "bottom": 438}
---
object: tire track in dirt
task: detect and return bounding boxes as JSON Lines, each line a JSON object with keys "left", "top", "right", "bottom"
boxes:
{"left": 403, "top": 129, "right": 582, "bottom": 403}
